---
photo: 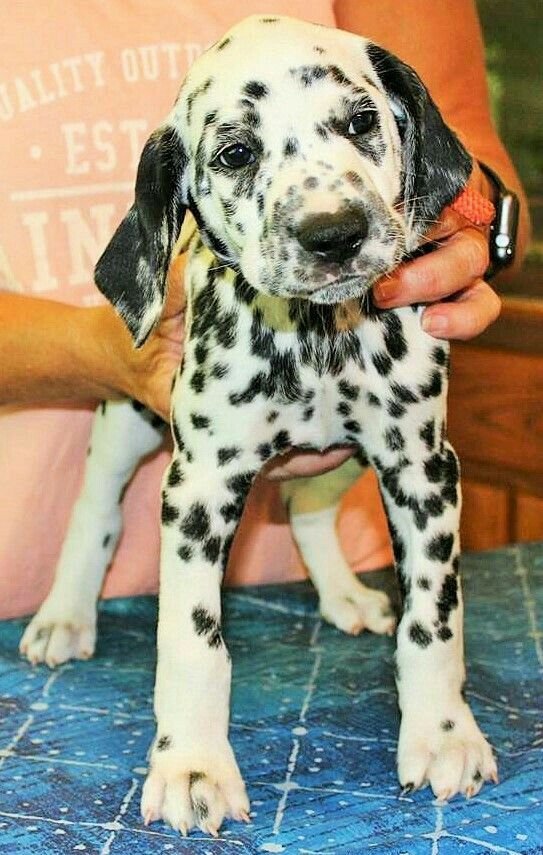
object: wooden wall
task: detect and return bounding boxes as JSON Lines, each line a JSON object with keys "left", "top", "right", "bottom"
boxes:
{"left": 448, "top": 297, "right": 543, "bottom": 550}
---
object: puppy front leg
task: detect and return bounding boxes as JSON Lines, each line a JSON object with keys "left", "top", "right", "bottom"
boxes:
{"left": 374, "top": 439, "right": 497, "bottom": 800}
{"left": 20, "top": 399, "right": 164, "bottom": 667}
{"left": 141, "top": 447, "right": 254, "bottom": 836}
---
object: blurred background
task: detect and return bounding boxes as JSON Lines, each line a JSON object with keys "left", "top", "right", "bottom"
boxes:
{"left": 449, "top": 0, "right": 542, "bottom": 550}
{"left": 479, "top": 0, "right": 542, "bottom": 288}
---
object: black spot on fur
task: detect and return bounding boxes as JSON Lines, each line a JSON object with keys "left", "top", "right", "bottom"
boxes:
{"left": 437, "top": 572, "right": 459, "bottom": 623}
{"left": 267, "top": 410, "right": 279, "bottom": 423}
{"left": 257, "top": 442, "right": 272, "bottom": 461}
{"left": 387, "top": 400, "right": 406, "bottom": 418}
{"left": 215, "top": 310, "right": 238, "bottom": 349}
{"left": 211, "top": 362, "right": 229, "bottom": 380}
{"left": 244, "top": 81, "right": 269, "bottom": 100}
{"left": 194, "top": 340, "right": 208, "bottom": 366}
{"left": 180, "top": 503, "right": 210, "bottom": 541}
{"left": 372, "top": 352, "right": 392, "bottom": 376}
{"left": 192, "top": 606, "right": 223, "bottom": 649}
{"left": 424, "top": 453, "right": 444, "bottom": 483}
{"left": 156, "top": 735, "right": 172, "bottom": 751}
{"left": 419, "top": 370, "right": 442, "bottom": 399}
{"left": 283, "top": 137, "right": 299, "bottom": 157}
{"left": 303, "top": 407, "right": 314, "bottom": 421}
{"left": 437, "top": 625, "right": 453, "bottom": 641}
{"left": 382, "top": 313, "right": 407, "bottom": 359}
{"left": 417, "top": 576, "right": 431, "bottom": 590}
{"left": 233, "top": 274, "right": 257, "bottom": 305}
{"left": 441, "top": 719, "right": 455, "bottom": 732}
{"left": 178, "top": 543, "right": 192, "bottom": 561}
{"left": 409, "top": 621, "right": 433, "bottom": 647}
{"left": 191, "top": 413, "right": 210, "bottom": 430}
{"left": 344, "top": 419, "right": 361, "bottom": 434}
{"left": 229, "top": 372, "right": 265, "bottom": 406}
{"left": 216, "top": 37, "right": 231, "bottom": 50}
{"left": 420, "top": 420, "right": 435, "bottom": 451}
{"left": 315, "top": 122, "right": 329, "bottom": 140}
{"left": 273, "top": 430, "right": 291, "bottom": 452}
{"left": 102, "top": 534, "right": 111, "bottom": 548}
{"left": 161, "top": 498, "right": 179, "bottom": 525}
{"left": 390, "top": 382, "right": 418, "bottom": 404}
{"left": 426, "top": 532, "right": 454, "bottom": 563}
{"left": 385, "top": 426, "right": 405, "bottom": 452}
{"left": 190, "top": 370, "right": 206, "bottom": 393}
{"left": 338, "top": 379, "right": 360, "bottom": 401}
{"left": 292, "top": 64, "right": 328, "bottom": 87}
{"left": 367, "top": 392, "right": 381, "bottom": 407}
{"left": 432, "top": 345, "right": 448, "bottom": 367}
{"left": 217, "top": 447, "right": 240, "bottom": 466}
{"left": 167, "top": 460, "right": 184, "bottom": 487}
{"left": 203, "top": 536, "right": 221, "bottom": 564}
{"left": 337, "top": 401, "right": 351, "bottom": 417}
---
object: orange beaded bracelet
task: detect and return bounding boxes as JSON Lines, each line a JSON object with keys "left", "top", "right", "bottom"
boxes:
{"left": 450, "top": 186, "right": 495, "bottom": 226}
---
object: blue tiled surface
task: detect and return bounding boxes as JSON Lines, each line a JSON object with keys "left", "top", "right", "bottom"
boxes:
{"left": 0, "top": 543, "right": 542, "bottom": 854}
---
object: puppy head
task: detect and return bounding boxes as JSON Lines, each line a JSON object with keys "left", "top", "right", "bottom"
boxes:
{"left": 95, "top": 16, "right": 471, "bottom": 343}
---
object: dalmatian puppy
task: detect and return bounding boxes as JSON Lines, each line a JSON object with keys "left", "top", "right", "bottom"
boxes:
{"left": 21, "top": 15, "right": 497, "bottom": 836}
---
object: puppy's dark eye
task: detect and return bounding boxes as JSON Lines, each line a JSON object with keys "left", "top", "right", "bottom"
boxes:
{"left": 348, "top": 111, "right": 377, "bottom": 136}
{"left": 217, "top": 143, "right": 255, "bottom": 169}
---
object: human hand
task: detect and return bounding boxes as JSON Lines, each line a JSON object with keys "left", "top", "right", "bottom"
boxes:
{"left": 373, "top": 162, "right": 501, "bottom": 340}
{"left": 262, "top": 445, "right": 356, "bottom": 480}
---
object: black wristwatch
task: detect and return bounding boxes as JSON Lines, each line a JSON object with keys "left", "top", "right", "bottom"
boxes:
{"left": 478, "top": 161, "right": 520, "bottom": 279}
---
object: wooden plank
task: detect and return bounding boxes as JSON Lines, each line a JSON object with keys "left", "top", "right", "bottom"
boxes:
{"left": 460, "top": 480, "right": 510, "bottom": 551}
{"left": 515, "top": 493, "right": 543, "bottom": 542}
{"left": 473, "top": 296, "right": 543, "bottom": 355}
{"left": 449, "top": 345, "right": 543, "bottom": 476}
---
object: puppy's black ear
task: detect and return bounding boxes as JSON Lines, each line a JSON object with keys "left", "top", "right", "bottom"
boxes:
{"left": 367, "top": 43, "right": 472, "bottom": 231}
{"left": 95, "top": 125, "right": 187, "bottom": 346}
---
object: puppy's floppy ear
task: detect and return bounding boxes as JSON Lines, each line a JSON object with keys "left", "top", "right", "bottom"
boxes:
{"left": 95, "top": 125, "right": 187, "bottom": 346}
{"left": 366, "top": 43, "right": 472, "bottom": 231}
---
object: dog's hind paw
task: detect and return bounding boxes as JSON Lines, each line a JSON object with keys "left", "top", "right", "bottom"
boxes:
{"left": 20, "top": 608, "right": 96, "bottom": 668}
{"left": 320, "top": 583, "right": 396, "bottom": 636}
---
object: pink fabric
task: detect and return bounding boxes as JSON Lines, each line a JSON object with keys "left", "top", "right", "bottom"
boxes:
{"left": 0, "top": 1, "right": 393, "bottom": 619}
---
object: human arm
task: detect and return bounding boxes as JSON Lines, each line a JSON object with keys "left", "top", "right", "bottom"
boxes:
{"left": 0, "top": 256, "right": 185, "bottom": 421}
{"left": 335, "top": 0, "right": 531, "bottom": 339}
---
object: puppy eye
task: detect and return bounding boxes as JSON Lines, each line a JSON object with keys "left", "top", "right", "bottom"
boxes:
{"left": 217, "top": 143, "right": 255, "bottom": 169}
{"left": 348, "top": 111, "right": 377, "bottom": 136}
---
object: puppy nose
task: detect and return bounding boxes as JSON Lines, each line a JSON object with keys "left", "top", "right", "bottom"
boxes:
{"left": 296, "top": 208, "right": 368, "bottom": 263}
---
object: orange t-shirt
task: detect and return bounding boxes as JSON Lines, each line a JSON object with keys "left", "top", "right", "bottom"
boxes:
{"left": 0, "top": 0, "right": 392, "bottom": 619}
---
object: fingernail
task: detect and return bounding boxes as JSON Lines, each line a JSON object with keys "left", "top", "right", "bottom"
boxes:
{"left": 422, "top": 314, "right": 448, "bottom": 334}
{"left": 374, "top": 283, "right": 395, "bottom": 302}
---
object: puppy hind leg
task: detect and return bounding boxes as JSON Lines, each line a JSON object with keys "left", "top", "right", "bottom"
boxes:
{"left": 20, "top": 399, "right": 165, "bottom": 667}
{"left": 284, "top": 458, "right": 395, "bottom": 636}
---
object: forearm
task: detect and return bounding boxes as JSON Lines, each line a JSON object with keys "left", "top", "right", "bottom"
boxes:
{"left": 0, "top": 293, "right": 128, "bottom": 407}
{"left": 334, "top": 0, "right": 531, "bottom": 271}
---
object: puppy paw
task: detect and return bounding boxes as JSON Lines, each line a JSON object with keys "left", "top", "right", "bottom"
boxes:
{"left": 320, "top": 583, "right": 396, "bottom": 636}
{"left": 20, "top": 606, "right": 96, "bottom": 667}
{"left": 141, "top": 738, "right": 250, "bottom": 836}
{"left": 398, "top": 701, "right": 497, "bottom": 801}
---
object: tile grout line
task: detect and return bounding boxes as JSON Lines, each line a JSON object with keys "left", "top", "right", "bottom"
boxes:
{"left": 270, "top": 618, "right": 322, "bottom": 839}
{"left": 514, "top": 545, "right": 543, "bottom": 669}
{"left": 0, "top": 665, "right": 67, "bottom": 774}
{"left": 99, "top": 776, "right": 140, "bottom": 855}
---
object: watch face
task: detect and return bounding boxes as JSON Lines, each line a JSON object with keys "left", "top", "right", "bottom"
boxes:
{"left": 491, "top": 192, "right": 520, "bottom": 269}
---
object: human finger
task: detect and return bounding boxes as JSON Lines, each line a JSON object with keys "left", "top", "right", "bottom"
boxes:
{"left": 421, "top": 279, "right": 501, "bottom": 340}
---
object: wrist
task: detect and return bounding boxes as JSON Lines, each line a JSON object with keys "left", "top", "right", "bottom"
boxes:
{"left": 84, "top": 305, "right": 131, "bottom": 400}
